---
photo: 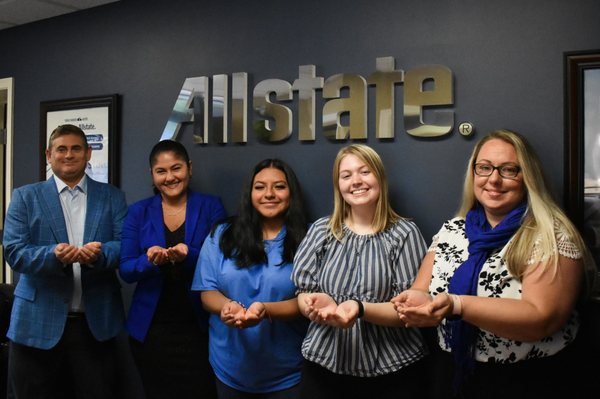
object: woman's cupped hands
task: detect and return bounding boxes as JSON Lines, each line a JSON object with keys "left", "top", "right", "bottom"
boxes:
{"left": 220, "top": 300, "right": 268, "bottom": 329}
{"left": 391, "top": 289, "right": 451, "bottom": 328}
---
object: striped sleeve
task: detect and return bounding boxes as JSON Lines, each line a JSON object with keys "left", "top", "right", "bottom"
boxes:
{"left": 291, "top": 217, "right": 330, "bottom": 293}
{"left": 391, "top": 220, "right": 427, "bottom": 295}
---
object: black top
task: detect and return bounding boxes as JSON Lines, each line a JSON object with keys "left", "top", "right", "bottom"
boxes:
{"left": 152, "top": 222, "right": 196, "bottom": 323}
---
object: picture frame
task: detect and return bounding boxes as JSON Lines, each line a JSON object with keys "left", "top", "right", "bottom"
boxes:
{"left": 564, "top": 50, "right": 600, "bottom": 267}
{"left": 40, "top": 94, "right": 119, "bottom": 186}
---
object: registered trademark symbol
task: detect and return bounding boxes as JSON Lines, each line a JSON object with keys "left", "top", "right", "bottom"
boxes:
{"left": 458, "top": 122, "right": 474, "bottom": 136}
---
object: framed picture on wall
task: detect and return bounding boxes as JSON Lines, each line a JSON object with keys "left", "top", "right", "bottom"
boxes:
{"left": 40, "top": 94, "right": 119, "bottom": 186}
{"left": 564, "top": 50, "right": 600, "bottom": 268}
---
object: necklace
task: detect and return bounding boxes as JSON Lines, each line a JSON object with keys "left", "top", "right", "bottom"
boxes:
{"left": 163, "top": 204, "right": 186, "bottom": 216}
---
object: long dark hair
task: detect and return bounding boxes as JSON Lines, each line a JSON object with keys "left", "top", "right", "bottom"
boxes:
{"left": 219, "top": 159, "right": 308, "bottom": 268}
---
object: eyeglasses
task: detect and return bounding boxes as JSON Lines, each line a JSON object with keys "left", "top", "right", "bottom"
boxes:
{"left": 474, "top": 163, "right": 521, "bottom": 179}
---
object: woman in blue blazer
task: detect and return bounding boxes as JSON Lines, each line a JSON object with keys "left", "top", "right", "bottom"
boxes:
{"left": 120, "top": 140, "right": 225, "bottom": 399}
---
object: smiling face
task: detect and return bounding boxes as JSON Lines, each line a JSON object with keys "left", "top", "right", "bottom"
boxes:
{"left": 151, "top": 151, "right": 191, "bottom": 201}
{"left": 338, "top": 153, "right": 380, "bottom": 212}
{"left": 46, "top": 133, "right": 91, "bottom": 187}
{"left": 251, "top": 167, "right": 290, "bottom": 221}
{"left": 473, "top": 138, "right": 526, "bottom": 226}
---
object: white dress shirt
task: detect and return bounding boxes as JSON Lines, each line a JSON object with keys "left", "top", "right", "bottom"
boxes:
{"left": 55, "top": 175, "right": 88, "bottom": 312}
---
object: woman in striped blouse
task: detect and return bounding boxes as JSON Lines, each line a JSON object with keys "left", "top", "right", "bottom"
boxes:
{"left": 291, "top": 144, "right": 429, "bottom": 399}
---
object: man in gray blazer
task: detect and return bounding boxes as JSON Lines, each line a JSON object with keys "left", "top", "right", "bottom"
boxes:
{"left": 3, "top": 124, "right": 127, "bottom": 399}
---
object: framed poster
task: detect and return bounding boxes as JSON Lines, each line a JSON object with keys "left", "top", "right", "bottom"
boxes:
{"left": 564, "top": 50, "right": 600, "bottom": 269}
{"left": 40, "top": 94, "right": 119, "bottom": 186}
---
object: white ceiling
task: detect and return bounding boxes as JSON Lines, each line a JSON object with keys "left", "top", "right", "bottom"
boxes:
{"left": 0, "top": 0, "right": 120, "bottom": 31}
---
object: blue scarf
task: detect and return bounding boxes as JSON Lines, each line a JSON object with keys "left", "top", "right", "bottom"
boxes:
{"left": 446, "top": 202, "right": 527, "bottom": 389}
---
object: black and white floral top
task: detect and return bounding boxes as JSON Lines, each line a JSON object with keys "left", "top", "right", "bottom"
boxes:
{"left": 428, "top": 217, "right": 581, "bottom": 363}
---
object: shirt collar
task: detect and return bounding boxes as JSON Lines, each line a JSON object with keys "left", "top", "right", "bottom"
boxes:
{"left": 54, "top": 174, "right": 88, "bottom": 194}
{"left": 266, "top": 225, "right": 287, "bottom": 243}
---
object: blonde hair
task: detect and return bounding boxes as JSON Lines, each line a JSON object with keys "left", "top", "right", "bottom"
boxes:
{"left": 329, "top": 144, "right": 401, "bottom": 240}
{"left": 457, "top": 129, "right": 595, "bottom": 293}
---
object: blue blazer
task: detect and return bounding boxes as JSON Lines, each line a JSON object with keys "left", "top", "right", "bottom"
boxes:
{"left": 119, "top": 191, "right": 225, "bottom": 342}
{"left": 3, "top": 177, "right": 128, "bottom": 350}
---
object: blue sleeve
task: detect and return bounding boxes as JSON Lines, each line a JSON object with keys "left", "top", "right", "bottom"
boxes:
{"left": 192, "top": 225, "right": 225, "bottom": 292}
{"left": 3, "top": 188, "right": 64, "bottom": 276}
{"left": 208, "top": 197, "right": 227, "bottom": 227}
{"left": 118, "top": 202, "right": 161, "bottom": 283}
{"left": 94, "top": 186, "right": 128, "bottom": 269}
{"left": 184, "top": 195, "right": 226, "bottom": 270}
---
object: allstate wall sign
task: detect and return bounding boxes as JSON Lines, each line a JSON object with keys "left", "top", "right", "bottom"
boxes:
{"left": 161, "top": 56, "right": 461, "bottom": 144}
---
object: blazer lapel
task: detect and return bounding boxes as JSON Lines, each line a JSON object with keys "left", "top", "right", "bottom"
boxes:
{"left": 38, "top": 177, "right": 69, "bottom": 243}
{"left": 149, "top": 195, "right": 166, "bottom": 247}
{"left": 84, "top": 179, "right": 102, "bottom": 242}
{"left": 185, "top": 192, "right": 200, "bottom": 245}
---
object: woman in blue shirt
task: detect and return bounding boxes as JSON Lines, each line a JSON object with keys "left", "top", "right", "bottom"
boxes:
{"left": 193, "top": 158, "right": 308, "bottom": 399}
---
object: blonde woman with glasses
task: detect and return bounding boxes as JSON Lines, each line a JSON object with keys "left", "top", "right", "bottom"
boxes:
{"left": 393, "top": 129, "right": 596, "bottom": 399}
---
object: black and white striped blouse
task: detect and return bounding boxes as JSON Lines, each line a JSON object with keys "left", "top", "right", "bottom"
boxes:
{"left": 292, "top": 216, "right": 428, "bottom": 377}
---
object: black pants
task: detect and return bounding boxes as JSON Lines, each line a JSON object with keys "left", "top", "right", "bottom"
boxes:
{"left": 8, "top": 314, "right": 118, "bottom": 399}
{"left": 428, "top": 341, "right": 585, "bottom": 399}
{"left": 299, "top": 358, "right": 426, "bottom": 399}
{"left": 129, "top": 321, "right": 216, "bottom": 399}
{"left": 215, "top": 378, "right": 300, "bottom": 399}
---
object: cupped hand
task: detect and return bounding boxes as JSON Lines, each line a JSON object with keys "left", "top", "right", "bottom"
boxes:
{"left": 146, "top": 246, "right": 169, "bottom": 266}
{"left": 54, "top": 243, "right": 79, "bottom": 264}
{"left": 166, "top": 243, "right": 188, "bottom": 264}
{"left": 303, "top": 293, "right": 337, "bottom": 324}
{"left": 391, "top": 289, "right": 432, "bottom": 311}
{"left": 327, "top": 300, "right": 360, "bottom": 328}
{"left": 397, "top": 293, "right": 452, "bottom": 328}
{"left": 78, "top": 241, "right": 102, "bottom": 264}
{"left": 220, "top": 301, "right": 246, "bottom": 328}
{"left": 239, "top": 302, "right": 267, "bottom": 328}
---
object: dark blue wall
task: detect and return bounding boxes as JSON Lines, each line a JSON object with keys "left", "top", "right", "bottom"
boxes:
{"left": 1, "top": 0, "right": 600, "bottom": 241}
